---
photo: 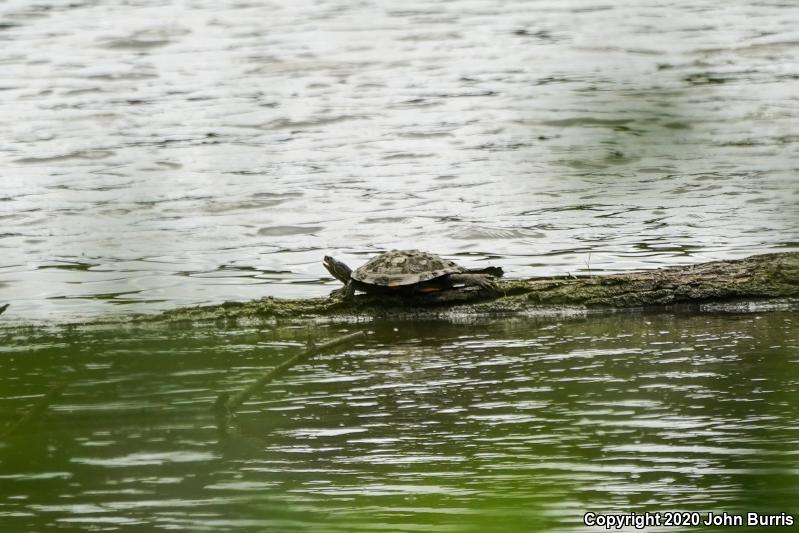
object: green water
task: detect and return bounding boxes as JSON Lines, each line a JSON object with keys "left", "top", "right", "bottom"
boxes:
{"left": 1, "top": 310, "right": 797, "bottom": 531}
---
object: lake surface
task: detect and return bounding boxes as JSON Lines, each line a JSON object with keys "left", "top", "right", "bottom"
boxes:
{"left": 1, "top": 310, "right": 797, "bottom": 531}
{"left": 0, "top": 0, "right": 798, "bottom": 323}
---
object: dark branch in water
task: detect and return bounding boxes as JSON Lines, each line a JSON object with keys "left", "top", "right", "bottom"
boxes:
{"left": 0, "top": 382, "right": 67, "bottom": 439}
{"left": 215, "top": 331, "right": 366, "bottom": 434}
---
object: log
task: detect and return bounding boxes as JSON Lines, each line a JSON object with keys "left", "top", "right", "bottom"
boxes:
{"left": 500, "top": 250, "right": 799, "bottom": 307}
{"left": 148, "top": 252, "right": 798, "bottom": 323}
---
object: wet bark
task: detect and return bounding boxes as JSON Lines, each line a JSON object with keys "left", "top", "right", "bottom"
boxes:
{"left": 149, "top": 252, "right": 799, "bottom": 323}
{"left": 496, "top": 250, "right": 799, "bottom": 307}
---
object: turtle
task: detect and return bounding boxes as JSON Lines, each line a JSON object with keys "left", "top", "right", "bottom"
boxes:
{"left": 322, "top": 249, "right": 503, "bottom": 300}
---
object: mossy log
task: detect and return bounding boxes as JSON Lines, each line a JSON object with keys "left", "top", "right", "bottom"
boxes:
{"left": 148, "top": 252, "right": 799, "bottom": 324}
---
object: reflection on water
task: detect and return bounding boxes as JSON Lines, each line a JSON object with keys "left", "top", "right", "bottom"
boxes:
{"left": 1, "top": 311, "right": 797, "bottom": 531}
{"left": 1, "top": 0, "right": 798, "bottom": 322}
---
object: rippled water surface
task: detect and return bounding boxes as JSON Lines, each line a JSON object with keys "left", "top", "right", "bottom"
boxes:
{"left": 1, "top": 0, "right": 798, "bottom": 322}
{"left": 1, "top": 311, "right": 797, "bottom": 531}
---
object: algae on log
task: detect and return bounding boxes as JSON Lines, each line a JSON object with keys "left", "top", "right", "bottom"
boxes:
{"left": 504, "top": 251, "right": 799, "bottom": 307}
{"left": 152, "top": 252, "right": 799, "bottom": 323}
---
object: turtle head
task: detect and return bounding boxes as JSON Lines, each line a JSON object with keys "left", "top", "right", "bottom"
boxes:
{"left": 323, "top": 256, "right": 353, "bottom": 284}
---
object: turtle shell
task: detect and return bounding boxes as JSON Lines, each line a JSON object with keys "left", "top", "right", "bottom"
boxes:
{"left": 352, "top": 250, "right": 464, "bottom": 287}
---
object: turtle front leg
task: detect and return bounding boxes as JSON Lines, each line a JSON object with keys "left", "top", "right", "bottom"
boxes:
{"left": 448, "top": 273, "right": 496, "bottom": 289}
{"left": 329, "top": 281, "right": 356, "bottom": 300}
{"left": 342, "top": 280, "right": 356, "bottom": 301}
{"left": 329, "top": 287, "right": 345, "bottom": 299}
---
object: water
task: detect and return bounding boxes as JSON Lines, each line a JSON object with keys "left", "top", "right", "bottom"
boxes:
{"left": 1, "top": 311, "right": 797, "bottom": 531}
{"left": 1, "top": 0, "right": 798, "bottom": 323}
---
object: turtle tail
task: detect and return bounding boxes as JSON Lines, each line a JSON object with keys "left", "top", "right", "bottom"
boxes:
{"left": 467, "top": 266, "right": 503, "bottom": 278}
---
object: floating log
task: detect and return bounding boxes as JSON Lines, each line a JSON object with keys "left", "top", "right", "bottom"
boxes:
{"left": 149, "top": 252, "right": 798, "bottom": 323}
{"left": 0, "top": 303, "right": 8, "bottom": 316}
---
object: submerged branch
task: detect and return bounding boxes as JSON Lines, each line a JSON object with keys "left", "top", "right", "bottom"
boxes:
{"left": 0, "top": 382, "right": 67, "bottom": 439}
{"left": 219, "top": 330, "right": 365, "bottom": 414}
{"left": 215, "top": 331, "right": 366, "bottom": 434}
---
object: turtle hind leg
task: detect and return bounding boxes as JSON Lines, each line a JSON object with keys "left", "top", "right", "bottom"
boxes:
{"left": 448, "top": 273, "right": 495, "bottom": 289}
